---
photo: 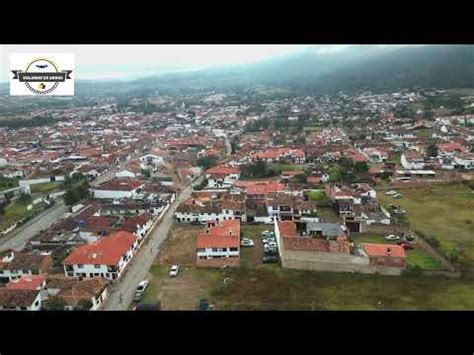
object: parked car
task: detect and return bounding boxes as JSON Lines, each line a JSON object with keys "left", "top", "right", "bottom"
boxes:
{"left": 241, "top": 238, "right": 255, "bottom": 247}
{"left": 398, "top": 241, "right": 415, "bottom": 250}
{"left": 268, "top": 241, "right": 278, "bottom": 248}
{"left": 385, "top": 235, "right": 400, "bottom": 241}
{"left": 133, "top": 280, "right": 149, "bottom": 302}
{"left": 263, "top": 255, "right": 279, "bottom": 263}
{"left": 404, "top": 235, "right": 416, "bottom": 242}
{"left": 385, "top": 190, "right": 397, "bottom": 196}
{"left": 136, "top": 280, "right": 149, "bottom": 293}
{"left": 169, "top": 265, "right": 180, "bottom": 277}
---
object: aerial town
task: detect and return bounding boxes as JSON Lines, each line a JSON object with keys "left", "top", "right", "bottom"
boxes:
{"left": 0, "top": 81, "right": 473, "bottom": 310}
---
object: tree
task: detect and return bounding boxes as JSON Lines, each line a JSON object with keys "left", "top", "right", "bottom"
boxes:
{"left": 43, "top": 297, "right": 67, "bottom": 310}
{"left": 197, "top": 156, "right": 218, "bottom": 170}
{"left": 75, "top": 299, "right": 93, "bottom": 311}
{"left": 354, "top": 161, "right": 369, "bottom": 173}
{"left": 18, "top": 192, "right": 32, "bottom": 204}
{"left": 328, "top": 166, "right": 342, "bottom": 183}
{"left": 426, "top": 142, "right": 438, "bottom": 158}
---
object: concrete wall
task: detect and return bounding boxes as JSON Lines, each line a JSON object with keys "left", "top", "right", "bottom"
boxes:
{"left": 280, "top": 249, "right": 403, "bottom": 276}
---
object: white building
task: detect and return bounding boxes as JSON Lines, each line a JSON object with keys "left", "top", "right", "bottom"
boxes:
{"left": 63, "top": 231, "right": 138, "bottom": 281}
{"left": 91, "top": 180, "right": 143, "bottom": 200}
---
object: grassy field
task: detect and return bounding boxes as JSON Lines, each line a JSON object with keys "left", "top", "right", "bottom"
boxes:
{"left": 270, "top": 163, "right": 306, "bottom": 172}
{"left": 0, "top": 201, "right": 41, "bottom": 231}
{"left": 377, "top": 182, "right": 474, "bottom": 267}
{"left": 210, "top": 267, "right": 474, "bottom": 310}
{"left": 306, "top": 190, "right": 326, "bottom": 202}
{"left": 414, "top": 128, "right": 432, "bottom": 138}
{"left": 30, "top": 182, "right": 63, "bottom": 194}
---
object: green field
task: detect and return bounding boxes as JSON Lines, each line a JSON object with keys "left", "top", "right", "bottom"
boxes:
{"left": 377, "top": 182, "right": 474, "bottom": 267}
{"left": 30, "top": 182, "right": 62, "bottom": 194}
{"left": 209, "top": 266, "right": 474, "bottom": 310}
{"left": 0, "top": 201, "right": 41, "bottom": 231}
{"left": 306, "top": 190, "right": 326, "bottom": 202}
{"left": 270, "top": 163, "right": 306, "bottom": 171}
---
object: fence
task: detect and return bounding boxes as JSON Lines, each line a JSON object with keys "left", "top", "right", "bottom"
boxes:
{"left": 414, "top": 232, "right": 457, "bottom": 272}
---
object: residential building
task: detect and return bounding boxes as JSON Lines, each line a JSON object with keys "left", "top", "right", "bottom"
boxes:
{"left": 63, "top": 231, "right": 138, "bottom": 280}
{"left": 196, "top": 220, "right": 240, "bottom": 268}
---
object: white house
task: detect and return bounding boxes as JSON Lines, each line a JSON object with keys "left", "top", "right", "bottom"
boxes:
{"left": 196, "top": 220, "right": 241, "bottom": 268}
{"left": 401, "top": 152, "right": 426, "bottom": 170}
{"left": 139, "top": 154, "right": 164, "bottom": 171}
{"left": 0, "top": 289, "right": 42, "bottom": 311}
{"left": 205, "top": 166, "right": 241, "bottom": 189}
{"left": 63, "top": 231, "right": 138, "bottom": 281}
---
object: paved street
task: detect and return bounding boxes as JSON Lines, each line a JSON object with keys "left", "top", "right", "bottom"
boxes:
{"left": 102, "top": 177, "right": 202, "bottom": 310}
{"left": 0, "top": 200, "right": 68, "bottom": 250}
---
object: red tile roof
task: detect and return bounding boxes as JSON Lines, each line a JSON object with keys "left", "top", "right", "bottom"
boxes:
{"left": 64, "top": 231, "right": 137, "bottom": 266}
{"left": 96, "top": 179, "right": 142, "bottom": 191}
{"left": 361, "top": 243, "right": 406, "bottom": 258}
{"left": 6, "top": 275, "right": 46, "bottom": 291}
{"left": 196, "top": 220, "right": 240, "bottom": 249}
{"left": 206, "top": 166, "right": 240, "bottom": 175}
{"left": 277, "top": 221, "right": 298, "bottom": 238}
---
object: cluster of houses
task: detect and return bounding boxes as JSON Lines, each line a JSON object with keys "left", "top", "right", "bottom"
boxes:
{"left": 0, "top": 174, "right": 178, "bottom": 310}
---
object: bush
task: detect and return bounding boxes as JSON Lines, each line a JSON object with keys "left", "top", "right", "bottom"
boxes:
{"left": 43, "top": 297, "right": 67, "bottom": 310}
{"left": 449, "top": 249, "right": 459, "bottom": 263}
{"left": 74, "top": 299, "right": 93, "bottom": 311}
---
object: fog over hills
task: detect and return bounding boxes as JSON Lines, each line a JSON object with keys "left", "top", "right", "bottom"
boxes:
{"left": 118, "top": 45, "right": 474, "bottom": 94}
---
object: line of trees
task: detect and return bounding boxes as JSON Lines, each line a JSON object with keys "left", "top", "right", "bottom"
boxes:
{"left": 63, "top": 173, "right": 90, "bottom": 206}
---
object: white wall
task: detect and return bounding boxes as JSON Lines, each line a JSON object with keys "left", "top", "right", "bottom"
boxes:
{"left": 197, "top": 247, "right": 240, "bottom": 260}
{"left": 92, "top": 189, "right": 132, "bottom": 199}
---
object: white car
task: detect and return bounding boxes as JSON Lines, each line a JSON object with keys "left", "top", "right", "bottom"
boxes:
{"left": 136, "top": 280, "right": 149, "bottom": 293}
{"left": 385, "top": 235, "right": 400, "bottom": 241}
{"left": 169, "top": 265, "right": 180, "bottom": 277}
{"left": 134, "top": 280, "right": 149, "bottom": 302}
{"left": 241, "top": 238, "right": 255, "bottom": 247}
{"left": 385, "top": 190, "right": 397, "bottom": 196}
{"left": 268, "top": 242, "right": 278, "bottom": 248}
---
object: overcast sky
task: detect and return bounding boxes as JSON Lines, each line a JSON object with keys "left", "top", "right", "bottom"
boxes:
{"left": 0, "top": 45, "right": 414, "bottom": 82}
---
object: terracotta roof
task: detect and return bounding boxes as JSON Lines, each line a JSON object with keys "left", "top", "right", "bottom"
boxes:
{"left": 6, "top": 275, "right": 46, "bottom": 291}
{"left": 57, "top": 278, "right": 109, "bottom": 307}
{"left": 277, "top": 221, "right": 298, "bottom": 238}
{"left": 64, "top": 231, "right": 137, "bottom": 266}
{"left": 96, "top": 179, "right": 142, "bottom": 191}
{"left": 206, "top": 166, "right": 240, "bottom": 175}
{"left": 361, "top": 243, "right": 406, "bottom": 258}
{"left": 196, "top": 220, "right": 240, "bottom": 249}
{"left": 0, "top": 289, "right": 40, "bottom": 308}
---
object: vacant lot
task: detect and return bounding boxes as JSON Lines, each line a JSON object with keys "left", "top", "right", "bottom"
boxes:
{"left": 377, "top": 182, "right": 474, "bottom": 267}
{"left": 0, "top": 201, "right": 42, "bottom": 231}
{"left": 30, "top": 182, "right": 63, "bottom": 194}
{"left": 211, "top": 266, "right": 474, "bottom": 310}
